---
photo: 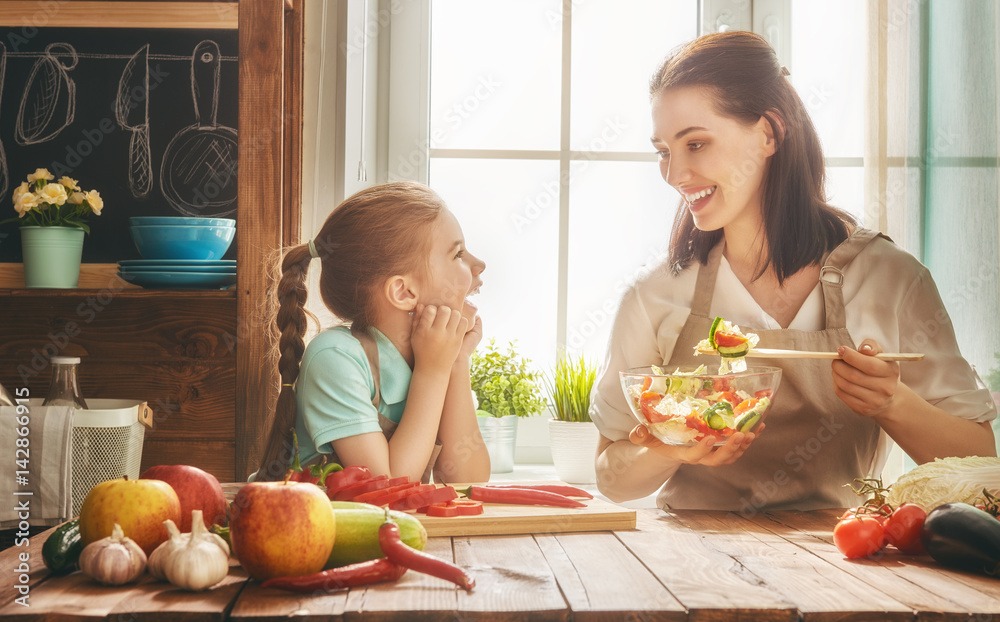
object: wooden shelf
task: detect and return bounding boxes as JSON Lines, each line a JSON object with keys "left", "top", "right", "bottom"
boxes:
{"left": 0, "top": 288, "right": 237, "bottom": 298}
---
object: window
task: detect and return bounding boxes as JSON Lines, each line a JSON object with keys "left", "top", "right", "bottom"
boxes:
{"left": 388, "top": 0, "right": 868, "bottom": 372}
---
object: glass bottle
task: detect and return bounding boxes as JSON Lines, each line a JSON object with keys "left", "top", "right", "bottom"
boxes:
{"left": 43, "top": 356, "right": 89, "bottom": 409}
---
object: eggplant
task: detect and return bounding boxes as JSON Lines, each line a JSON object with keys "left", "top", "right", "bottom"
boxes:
{"left": 920, "top": 502, "right": 1000, "bottom": 576}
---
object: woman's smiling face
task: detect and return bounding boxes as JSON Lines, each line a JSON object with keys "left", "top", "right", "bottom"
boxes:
{"left": 651, "top": 86, "right": 775, "bottom": 234}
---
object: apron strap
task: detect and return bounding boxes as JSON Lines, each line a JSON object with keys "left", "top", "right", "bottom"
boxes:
{"left": 691, "top": 240, "right": 726, "bottom": 317}
{"left": 818, "top": 228, "right": 887, "bottom": 330}
{"left": 350, "top": 324, "right": 381, "bottom": 409}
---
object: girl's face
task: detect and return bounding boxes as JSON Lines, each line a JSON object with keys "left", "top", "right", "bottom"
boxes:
{"left": 416, "top": 207, "right": 485, "bottom": 323}
{"left": 650, "top": 86, "right": 775, "bottom": 233}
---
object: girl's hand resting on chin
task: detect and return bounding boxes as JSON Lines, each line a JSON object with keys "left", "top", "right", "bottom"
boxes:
{"left": 831, "top": 339, "right": 900, "bottom": 418}
{"left": 628, "top": 422, "right": 764, "bottom": 467}
{"left": 410, "top": 304, "right": 467, "bottom": 374}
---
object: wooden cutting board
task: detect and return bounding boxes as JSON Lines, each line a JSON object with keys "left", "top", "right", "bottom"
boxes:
{"left": 417, "top": 492, "right": 637, "bottom": 537}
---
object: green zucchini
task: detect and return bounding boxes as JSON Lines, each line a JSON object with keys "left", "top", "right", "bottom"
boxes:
{"left": 42, "top": 518, "right": 83, "bottom": 574}
{"left": 708, "top": 316, "right": 724, "bottom": 349}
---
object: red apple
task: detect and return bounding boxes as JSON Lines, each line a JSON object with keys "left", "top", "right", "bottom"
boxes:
{"left": 140, "top": 464, "right": 227, "bottom": 532}
{"left": 229, "top": 481, "right": 336, "bottom": 581}
{"left": 79, "top": 477, "right": 182, "bottom": 556}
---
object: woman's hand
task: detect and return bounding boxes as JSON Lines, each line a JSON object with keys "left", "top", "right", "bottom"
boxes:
{"left": 627, "top": 423, "right": 764, "bottom": 466}
{"left": 831, "top": 339, "right": 900, "bottom": 418}
{"left": 411, "top": 304, "right": 467, "bottom": 374}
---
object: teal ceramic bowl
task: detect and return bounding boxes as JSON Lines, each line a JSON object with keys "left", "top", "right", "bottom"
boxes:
{"left": 129, "top": 217, "right": 235, "bottom": 227}
{"left": 130, "top": 224, "right": 235, "bottom": 260}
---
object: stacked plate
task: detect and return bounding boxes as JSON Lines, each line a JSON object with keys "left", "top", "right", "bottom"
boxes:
{"left": 117, "top": 259, "right": 236, "bottom": 289}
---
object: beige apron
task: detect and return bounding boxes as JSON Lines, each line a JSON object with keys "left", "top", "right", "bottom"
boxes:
{"left": 659, "top": 228, "right": 884, "bottom": 513}
{"left": 317, "top": 326, "right": 441, "bottom": 485}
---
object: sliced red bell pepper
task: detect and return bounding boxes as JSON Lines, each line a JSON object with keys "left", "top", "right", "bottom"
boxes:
{"left": 426, "top": 502, "right": 459, "bottom": 517}
{"left": 755, "top": 389, "right": 773, "bottom": 399}
{"left": 639, "top": 391, "right": 667, "bottom": 423}
{"left": 324, "top": 465, "right": 373, "bottom": 499}
{"left": 333, "top": 475, "right": 408, "bottom": 501}
{"left": 353, "top": 482, "right": 425, "bottom": 507}
{"left": 448, "top": 499, "right": 484, "bottom": 515}
{"left": 714, "top": 331, "right": 748, "bottom": 348}
{"left": 389, "top": 485, "right": 458, "bottom": 512}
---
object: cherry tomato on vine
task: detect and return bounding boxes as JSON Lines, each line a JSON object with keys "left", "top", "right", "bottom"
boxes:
{"left": 884, "top": 503, "right": 927, "bottom": 554}
{"left": 833, "top": 515, "right": 886, "bottom": 559}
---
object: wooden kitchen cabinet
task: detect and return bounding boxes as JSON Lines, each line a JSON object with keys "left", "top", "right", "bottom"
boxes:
{"left": 0, "top": 0, "right": 303, "bottom": 482}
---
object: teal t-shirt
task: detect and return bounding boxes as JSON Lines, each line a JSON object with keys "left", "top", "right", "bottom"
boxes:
{"left": 293, "top": 326, "right": 411, "bottom": 466}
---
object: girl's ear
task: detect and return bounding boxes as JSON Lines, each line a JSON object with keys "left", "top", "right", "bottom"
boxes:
{"left": 384, "top": 275, "right": 418, "bottom": 311}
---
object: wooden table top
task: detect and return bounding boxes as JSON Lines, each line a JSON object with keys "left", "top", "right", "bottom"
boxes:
{"left": 4, "top": 507, "right": 1000, "bottom": 621}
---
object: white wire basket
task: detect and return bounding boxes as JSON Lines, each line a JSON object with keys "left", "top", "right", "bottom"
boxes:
{"left": 71, "top": 399, "right": 153, "bottom": 517}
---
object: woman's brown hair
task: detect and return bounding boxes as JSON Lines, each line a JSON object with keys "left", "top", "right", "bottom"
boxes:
{"left": 254, "top": 181, "right": 445, "bottom": 481}
{"left": 650, "top": 31, "right": 855, "bottom": 282}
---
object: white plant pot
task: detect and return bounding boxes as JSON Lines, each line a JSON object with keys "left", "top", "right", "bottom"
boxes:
{"left": 548, "top": 419, "right": 599, "bottom": 484}
{"left": 477, "top": 414, "right": 519, "bottom": 473}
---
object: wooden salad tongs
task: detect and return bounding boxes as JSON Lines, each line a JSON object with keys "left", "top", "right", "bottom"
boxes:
{"left": 694, "top": 345, "right": 924, "bottom": 362}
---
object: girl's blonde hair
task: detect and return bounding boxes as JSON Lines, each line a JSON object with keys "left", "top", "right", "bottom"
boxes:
{"left": 255, "top": 181, "right": 445, "bottom": 480}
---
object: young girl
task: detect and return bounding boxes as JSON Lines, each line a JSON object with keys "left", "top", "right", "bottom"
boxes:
{"left": 254, "top": 182, "right": 490, "bottom": 484}
{"left": 592, "top": 31, "right": 996, "bottom": 513}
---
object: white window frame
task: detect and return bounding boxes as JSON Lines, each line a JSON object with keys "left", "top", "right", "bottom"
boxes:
{"left": 384, "top": 0, "right": 839, "bottom": 352}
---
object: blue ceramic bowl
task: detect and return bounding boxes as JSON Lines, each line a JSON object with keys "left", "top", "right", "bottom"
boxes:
{"left": 129, "top": 217, "right": 235, "bottom": 228}
{"left": 130, "top": 224, "right": 235, "bottom": 260}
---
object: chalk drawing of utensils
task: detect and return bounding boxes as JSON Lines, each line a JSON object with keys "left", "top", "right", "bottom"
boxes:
{"left": 116, "top": 44, "right": 152, "bottom": 199}
{"left": 16, "top": 42, "right": 77, "bottom": 146}
{"left": 159, "top": 40, "right": 238, "bottom": 217}
{"left": 0, "top": 43, "right": 9, "bottom": 198}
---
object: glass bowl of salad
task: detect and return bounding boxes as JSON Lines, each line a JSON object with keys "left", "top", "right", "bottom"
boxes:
{"left": 619, "top": 365, "right": 781, "bottom": 446}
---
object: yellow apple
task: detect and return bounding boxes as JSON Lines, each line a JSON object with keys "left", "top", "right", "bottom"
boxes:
{"left": 79, "top": 477, "right": 182, "bottom": 556}
{"left": 229, "top": 481, "right": 336, "bottom": 581}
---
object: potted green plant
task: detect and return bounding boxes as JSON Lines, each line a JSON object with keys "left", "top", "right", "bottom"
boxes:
{"left": 470, "top": 338, "right": 545, "bottom": 473}
{"left": 545, "top": 353, "right": 599, "bottom": 484}
{"left": 2, "top": 168, "right": 104, "bottom": 288}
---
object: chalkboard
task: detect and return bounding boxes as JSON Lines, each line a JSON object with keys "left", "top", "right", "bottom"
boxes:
{"left": 0, "top": 27, "right": 239, "bottom": 263}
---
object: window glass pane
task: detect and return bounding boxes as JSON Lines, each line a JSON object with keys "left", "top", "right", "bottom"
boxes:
{"left": 570, "top": 1, "right": 697, "bottom": 153}
{"left": 824, "top": 166, "right": 865, "bottom": 223}
{"left": 567, "top": 161, "right": 675, "bottom": 359}
{"left": 429, "top": 158, "right": 559, "bottom": 370}
{"left": 790, "top": 0, "right": 866, "bottom": 158}
{"left": 430, "top": 0, "right": 562, "bottom": 151}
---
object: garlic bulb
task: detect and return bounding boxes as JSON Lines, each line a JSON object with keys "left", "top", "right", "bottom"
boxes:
{"left": 147, "top": 519, "right": 183, "bottom": 580}
{"left": 161, "top": 509, "right": 231, "bottom": 591}
{"left": 79, "top": 523, "right": 147, "bottom": 586}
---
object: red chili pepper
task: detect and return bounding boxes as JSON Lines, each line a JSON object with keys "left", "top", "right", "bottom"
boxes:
{"left": 483, "top": 484, "right": 593, "bottom": 499}
{"left": 378, "top": 519, "right": 475, "bottom": 591}
{"left": 325, "top": 465, "right": 374, "bottom": 499}
{"left": 461, "top": 485, "right": 586, "bottom": 508}
{"left": 260, "top": 558, "right": 406, "bottom": 593}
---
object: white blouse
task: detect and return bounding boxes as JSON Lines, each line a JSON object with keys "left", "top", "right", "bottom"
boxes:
{"left": 592, "top": 236, "right": 996, "bottom": 477}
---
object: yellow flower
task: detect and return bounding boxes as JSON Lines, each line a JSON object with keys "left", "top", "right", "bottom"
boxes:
{"left": 38, "top": 183, "right": 68, "bottom": 206}
{"left": 67, "top": 191, "right": 85, "bottom": 205}
{"left": 58, "top": 176, "right": 81, "bottom": 191}
{"left": 14, "top": 192, "right": 37, "bottom": 217}
{"left": 11, "top": 182, "right": 29, "bottom": 204}
{"left": 27, "top": 168, "right": 54, "bottom": 183}
{"left": 85, "top": 190, "right": 104, "bottom": 216}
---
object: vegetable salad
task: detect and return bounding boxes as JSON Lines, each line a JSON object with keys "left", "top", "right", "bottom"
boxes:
{"left": 624, "top": 364, "right": 771, "bottom": 445}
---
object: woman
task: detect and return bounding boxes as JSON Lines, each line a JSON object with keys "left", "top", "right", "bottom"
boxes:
{"left": 592, "top": 31, "right": 996, "bottom": 514}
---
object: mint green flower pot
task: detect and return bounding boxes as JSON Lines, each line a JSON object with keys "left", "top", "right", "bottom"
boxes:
{"left": 21, "top": 226, "right": 85, "bottom": 288}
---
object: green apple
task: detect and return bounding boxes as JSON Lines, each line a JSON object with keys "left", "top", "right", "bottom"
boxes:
{"left": 79, "top": 477, "right": 182, "bottom": 556}
{"left": 229, "top": 481, "right": 336, "bottom": 581}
